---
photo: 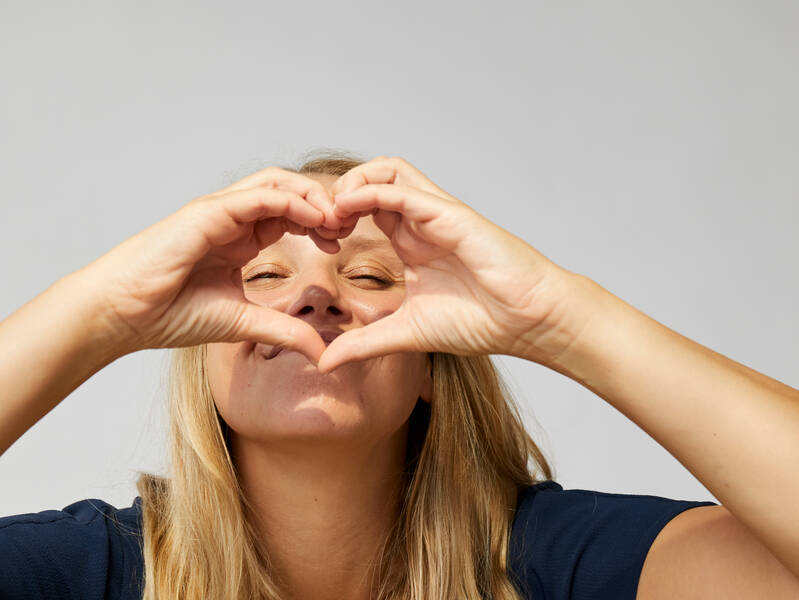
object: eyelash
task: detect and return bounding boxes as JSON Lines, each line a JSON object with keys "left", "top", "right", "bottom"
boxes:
{"left": 245, "top": 272, "right": 391, "bottom": 285}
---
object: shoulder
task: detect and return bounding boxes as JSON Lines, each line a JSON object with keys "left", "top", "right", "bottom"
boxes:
{"left": 637, "top": 503, "right": 799, "bottom": 599}
{"left": 0, "top": 496, "right": 142, "bottom": 531}
{"left": 507, "top": 480, "right": 717, "bottom": 600}
{"left": 0, "top": 497, "right": 144, "bottom": 600}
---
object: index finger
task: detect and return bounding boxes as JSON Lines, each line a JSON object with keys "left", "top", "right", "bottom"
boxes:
{"left": 330, "top": 156, "right": 457, "bottom": 203}
{"left": 215, "top": 166, "right": 344, "bottom": 229}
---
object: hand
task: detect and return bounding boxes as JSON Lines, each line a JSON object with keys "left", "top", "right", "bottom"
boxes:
{"left": 317, "top": 156, "right": 593, "bottom": 373}
{"left": 79, "top": 167, "right": 345, "bottom": 362}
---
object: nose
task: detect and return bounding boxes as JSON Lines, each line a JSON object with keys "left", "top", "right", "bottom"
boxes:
{"left": 287, "top": 284, "right": 353, "bottom": 328}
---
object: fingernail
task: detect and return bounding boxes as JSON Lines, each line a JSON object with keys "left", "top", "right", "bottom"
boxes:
{"left": 314, "top": 226, "right": 340, "bottom": 240}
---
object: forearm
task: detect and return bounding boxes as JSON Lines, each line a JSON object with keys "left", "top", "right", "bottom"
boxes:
{"left": 0, "top": 269, "right": 128, "bottom": 456}
{"left": 538, "top": 275, "right": 799, "bottom": 577}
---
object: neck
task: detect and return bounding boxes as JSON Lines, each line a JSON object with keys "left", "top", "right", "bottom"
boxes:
{"left": 231, "top": 427, "right": 408, "bottom": 600}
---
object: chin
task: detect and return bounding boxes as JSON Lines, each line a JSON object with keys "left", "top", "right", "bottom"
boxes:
{"left": 251, "top": 390, "right": 368, "bottom": 434}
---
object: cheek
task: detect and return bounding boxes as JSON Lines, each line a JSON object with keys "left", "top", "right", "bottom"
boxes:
{"left": 205, "top": 342, "right": 248, "bottom": 417}
{"left": 360, "top": 352, "right": 428, "bottom": 424}
{"left": 348, "top": 293, "right": 404, "bottom": 325}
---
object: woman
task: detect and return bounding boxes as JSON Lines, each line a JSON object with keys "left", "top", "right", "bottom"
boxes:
{"left": 0, "top": 151, "right": 797, "bottom": 599}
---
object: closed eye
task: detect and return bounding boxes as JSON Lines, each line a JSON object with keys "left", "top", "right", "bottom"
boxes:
{"left": 244, "top": 272, "right": 391, "bottom": 285}
{"left": 246, "top": 272, "right": 281, "bottom": 282}
{"left": 354, "top": 275, "right": 391, "bottom": 284}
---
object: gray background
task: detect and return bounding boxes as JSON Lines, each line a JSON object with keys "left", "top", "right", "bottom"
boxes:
{"left": 1, "top": 1, "right": 796, "bottom": 515}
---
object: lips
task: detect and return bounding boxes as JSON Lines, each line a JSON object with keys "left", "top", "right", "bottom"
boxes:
{"left": 259, "top": 328, "right": 344, "bottom": 360}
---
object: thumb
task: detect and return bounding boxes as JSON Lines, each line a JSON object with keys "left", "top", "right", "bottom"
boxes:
{"left": 236, "top": 303, "right": 327, "bottom": 365}
{"left": 317, "top": 312, "right": 417, "bottom": 373}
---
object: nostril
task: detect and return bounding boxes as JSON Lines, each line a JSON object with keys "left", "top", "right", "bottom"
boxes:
{"left": 297, "top": 305, "right": 342, "bottom": 316}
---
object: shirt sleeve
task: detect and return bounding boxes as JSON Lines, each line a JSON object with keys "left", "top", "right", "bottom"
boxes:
{"left": 0, "top": 498, "right": 144, "bottom": 600}
{"left": 508, "top": 481, "right": 719, "bottom": 600}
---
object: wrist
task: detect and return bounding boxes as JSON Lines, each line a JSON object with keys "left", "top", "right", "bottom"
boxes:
{"left": 517, "top": 270, "right": 625, "bottom": 375}
{"left": 57, "top": 268, "right": 139, "bottom": 363}
{"left": 534, "top": 273, "right": 640, "bottom": 383}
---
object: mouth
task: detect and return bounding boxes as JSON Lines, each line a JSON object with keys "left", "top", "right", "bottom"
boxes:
{"left": 259, "top": 328, "right": 344, "bottom": 360}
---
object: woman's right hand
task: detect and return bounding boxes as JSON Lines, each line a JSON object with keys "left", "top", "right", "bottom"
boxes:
{"left": 77, "top": 167, "right": 346, "bottom": 364}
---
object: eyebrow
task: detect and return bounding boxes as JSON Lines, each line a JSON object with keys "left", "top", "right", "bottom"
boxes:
{"left": 340, "top": 236, "right": 405, "bottom": 275}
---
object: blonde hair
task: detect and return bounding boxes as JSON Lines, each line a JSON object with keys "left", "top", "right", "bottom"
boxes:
{"left": 135, "top": 149, "right": 554, "bottom": 599}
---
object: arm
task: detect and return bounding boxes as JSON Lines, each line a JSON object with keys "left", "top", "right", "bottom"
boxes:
{"left": 0, "top": 268, "right": 129, "bottom": 456}
{"left": 309, "top": 155, "right": 799, "bottom": 594}
{"left": 0, "top": 169, "right": 337, "bottom": 458}
{"left": 538, "top": 273, "right": 799, "bottom": 583}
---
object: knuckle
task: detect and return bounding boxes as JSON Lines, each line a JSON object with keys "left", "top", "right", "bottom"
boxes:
{"left": 263, "top": 165, "right": 282, "bottom": 176}
{"left": 386, "top": 156, "right": 408, "bottom": 181}
{"left": 260, "top": 166, "right": 284, "bottom": 187}
{"left": 310, "top": 180, "right": 329, "bottom": 197}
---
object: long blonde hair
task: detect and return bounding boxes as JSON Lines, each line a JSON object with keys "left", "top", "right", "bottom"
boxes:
{"left": 135, "top": 149, "right": 554, "bottom": 599}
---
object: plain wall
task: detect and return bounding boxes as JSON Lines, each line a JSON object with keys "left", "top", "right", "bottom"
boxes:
{"left": 1, "top": 0, "right": 797, "bottom": 515}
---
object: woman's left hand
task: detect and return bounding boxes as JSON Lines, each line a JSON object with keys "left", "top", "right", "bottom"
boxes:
{"left": 316, "top": 156, "right": 597, "bottom": 373}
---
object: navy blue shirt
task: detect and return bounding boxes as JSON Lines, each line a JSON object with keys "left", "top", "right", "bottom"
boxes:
{"left": 0, "top": 480, "right": 717, "bottom": 599}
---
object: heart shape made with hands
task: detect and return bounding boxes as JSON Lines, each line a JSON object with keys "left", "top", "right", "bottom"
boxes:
{"left": 255, "top": 156, "right": 561, "bottom": 375}
{"left": 278, "top": 176, "right": 403, "bottom": 373}
{"left": 252, "top": 156, "right": 462, "bottom": 374}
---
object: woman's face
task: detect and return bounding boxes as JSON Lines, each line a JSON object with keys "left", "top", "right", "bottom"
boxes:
{"left": 206, "top": 174, "right": 432, "bottom": 452}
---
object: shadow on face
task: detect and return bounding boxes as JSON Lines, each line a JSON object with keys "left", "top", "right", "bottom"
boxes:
{"left": 205, "top": 174, "right": 432, "bottom": 453}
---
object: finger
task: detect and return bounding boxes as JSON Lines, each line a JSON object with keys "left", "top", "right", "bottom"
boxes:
{"left": 217, "top": 165, "right": 282, "bottom": 193}
{"left": 312, "top": 225, "right": 343, "bottom": 240}
{"left": 309, "top": 206, "right": 365, "bottom": 242}
{"left": 255, "top": 219, "right": 342, "bottom": 253}
{"left": 338, "top": 213, "right": 361, "bottom": 229}
{"left": 236, "top": 303, "right": 327, "bottom": 365}
{"left": 216, "top": 166, "right": 344, "bottom": 230}
{"left": 316, "top": 312, "right": 418, "bottom": 373}
{"left": 253, "top": 218, "right": 300, "bottom": 249}
{"left": 283, "top": 220, "right": 309, "bottom": 236}
{"left": 372, "top": 209, "right": 400, "bottom": 239}
{"left": 307, "top": 228, "right": 341, "bottom": 254}
{"left": 313, "top": 223, "right": 359, "bottom": 241}
{"left": 195, "top": 187, "right": 325, "bottom": 249}
{"left": 331, "top": 156, "right": 456, "bottom": 202}
{"left": 312, "top": 212, "right": 360, "bottom": 241}
{"left": 319, "top": 215, "right": 366, "bottom": 240}
{"left": 334, "top": 222, "right": 358, "bottom": 239}
{"left": 333, "top": 184, "right": 449, "bottom": 223}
